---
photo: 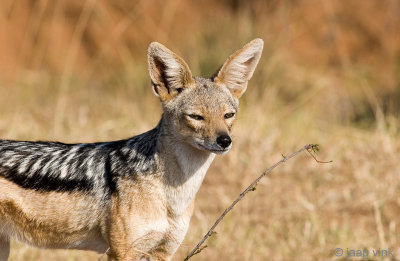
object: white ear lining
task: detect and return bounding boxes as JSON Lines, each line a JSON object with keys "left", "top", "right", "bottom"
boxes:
{"left": 147, "top": 42, "right": 194, "bottom": 102}
{"left": 214, "top": 39, "right": 263, "bottom": 98}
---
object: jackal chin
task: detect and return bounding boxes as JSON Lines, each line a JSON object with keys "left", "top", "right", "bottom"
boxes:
{"left": 210, "top": 145, "right": 232, "bottom": 155}
{"left": 191, "top": 139, "right": 232, "bottom": 155}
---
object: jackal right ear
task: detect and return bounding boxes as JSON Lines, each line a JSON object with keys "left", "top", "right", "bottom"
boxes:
{"left": 213, "top": 38, "right": 263, "bottom": 99}
{"left": 148, "top": 42, "right": 194, "bottom": 102}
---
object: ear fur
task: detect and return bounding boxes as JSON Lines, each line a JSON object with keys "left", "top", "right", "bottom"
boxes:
{"left": 148, "top": 42, "right": 194, "bottom": 102}
{"left": 213, "top": 38, "right": 263, "bottom": 98}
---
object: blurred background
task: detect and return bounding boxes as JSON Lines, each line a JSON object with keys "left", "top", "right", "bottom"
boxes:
{"left": 1, "top": 0, "right": 400, "bottom": 260}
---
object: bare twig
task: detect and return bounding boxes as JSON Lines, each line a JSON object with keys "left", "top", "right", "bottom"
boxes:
{"left": 98, "top": 248, "right": 109, "bottom": 261}
{"left": 307, "top": 144, "right": 333, "bottom": 163}
{"left": 184, "top": 144, "right": 330, "bottom": 260}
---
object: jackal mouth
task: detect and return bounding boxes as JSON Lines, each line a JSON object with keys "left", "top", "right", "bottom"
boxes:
{"left": 194, "top": 142, "right": 231, "bottom": 154}
{"left": 210, "top": 148, "right": 231, "bottom": 154}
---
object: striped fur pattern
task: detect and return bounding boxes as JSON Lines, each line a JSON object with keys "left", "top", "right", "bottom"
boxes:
{"left": 0, "top": 39, "right": 263, "bottom": 261}
{"left": 0, "top": 124, "right": 160, "bottom": 194}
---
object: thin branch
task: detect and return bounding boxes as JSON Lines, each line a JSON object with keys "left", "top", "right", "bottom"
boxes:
{"left": 184, "top": 144, "right": 330, "bottom": 260}
{"left": 307, "top": 144, "right": 333, "bottom": 163}
{"left": 98, "top": 248, "right": 109, "bottom": 261}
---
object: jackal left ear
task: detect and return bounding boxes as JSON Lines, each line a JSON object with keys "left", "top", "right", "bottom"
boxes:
{"left": 213, "top": 38, "right": 263, "bottom": 99}
{"left": 148, "top": 42, "right": 194, "bottom": 102}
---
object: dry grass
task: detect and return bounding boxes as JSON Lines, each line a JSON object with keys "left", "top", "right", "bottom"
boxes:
{"left": 1, "top": 0, "right": 400, "bottom": 260}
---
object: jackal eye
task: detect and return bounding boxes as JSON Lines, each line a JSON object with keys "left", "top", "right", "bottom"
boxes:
{"left": 224, "top": 112, "right": 235, "bottom": 119}
{"left": 188, "top": 114, "right": 204, "bottom": 120}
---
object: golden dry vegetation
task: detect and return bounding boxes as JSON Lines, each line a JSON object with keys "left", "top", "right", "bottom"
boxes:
{"left": 1, "top": 0, "right": 400, "bottom": 260}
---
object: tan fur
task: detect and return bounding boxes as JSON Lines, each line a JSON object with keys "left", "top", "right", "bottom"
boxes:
{"left": 0, "top": 39, "right": 263, "bottom": 260}
{"left": 0, "top": 177, "right": 107, "bottom": 252}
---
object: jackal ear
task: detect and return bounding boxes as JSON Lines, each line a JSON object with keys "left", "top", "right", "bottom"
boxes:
{"left": 213, "top": 38, "right": 263, "bottom": 99}
{"left": 148, "top": 42, "right": 194, "bottom": 102}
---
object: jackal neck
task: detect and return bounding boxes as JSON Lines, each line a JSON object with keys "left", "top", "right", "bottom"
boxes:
{"left": 157, "top": 116, "right": 215, "bottom": 216}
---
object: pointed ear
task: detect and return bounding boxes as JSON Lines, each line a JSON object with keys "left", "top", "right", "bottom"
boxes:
{"left": 148, "top": 42, "right": 194, "bottom": 102}
{"left": 213, "top": 38, "right": 263, "bottom": 99}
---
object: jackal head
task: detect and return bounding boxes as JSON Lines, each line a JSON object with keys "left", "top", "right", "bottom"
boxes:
{"left": 148, "top": 39, "right": 263, "bottom": 154}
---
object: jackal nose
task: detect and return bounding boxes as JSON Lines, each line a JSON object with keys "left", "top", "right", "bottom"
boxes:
{"left": 216, "top": 135, "right": 232, "bottom": 149}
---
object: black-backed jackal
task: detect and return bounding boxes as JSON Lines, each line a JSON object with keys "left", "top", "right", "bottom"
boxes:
{"left": 0, "top": 39, "right": 263, "bottom": 260}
